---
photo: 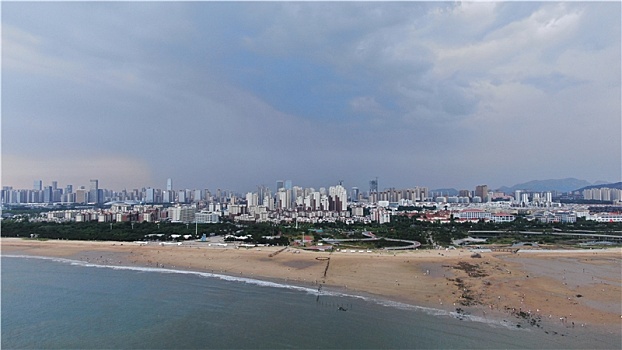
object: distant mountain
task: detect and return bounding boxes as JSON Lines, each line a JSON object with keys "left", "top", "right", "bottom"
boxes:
{"left": 430, "top": 188, "right": 458, "bottom": 196}
{"left": 593, "top": 180, "right": 611, "bottom": 186}
{"left": 496, "top": 178, "right": 592, "bottom": 193}
{"left": 576, "top": 182, "right": 622, "bottom": 192}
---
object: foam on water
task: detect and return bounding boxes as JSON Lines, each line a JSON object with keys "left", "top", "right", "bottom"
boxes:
{"left": 3, "top": 254, "right": 520, "bottom": 330}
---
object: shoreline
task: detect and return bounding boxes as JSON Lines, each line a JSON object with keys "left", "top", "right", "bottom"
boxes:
{"left": 2, "top": 237, "right": 621, "bottom": 338}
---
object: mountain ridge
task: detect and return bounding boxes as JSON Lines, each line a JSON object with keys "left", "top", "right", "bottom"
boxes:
{"left": 430, "top": 178, "right": 619, "bottom": 196}
{"left": 496, "top": 178, "right": 593, "bottom": 193}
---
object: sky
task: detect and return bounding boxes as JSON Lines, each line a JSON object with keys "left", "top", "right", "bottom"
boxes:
{"left": 2, "top": 1, "right": 621, "bottom": 193}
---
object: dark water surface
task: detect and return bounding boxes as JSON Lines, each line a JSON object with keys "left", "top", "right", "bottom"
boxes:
{"left": 2, "top": 256, "right": 617, "bottom": 349}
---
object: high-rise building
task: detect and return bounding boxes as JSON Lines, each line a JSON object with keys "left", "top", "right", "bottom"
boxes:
{"left": 194, "top": 189, "right": 203, "bottom": 202}
{"left": 369, "top": 178, "right": 378, "bottom": 194}
{"left": 43, "top": 186, "right": 53, "bottom": 203}
{"left": 178, "top": 190, "right": 187, "bottom": 203}
{"left": 89, "top": 179, "right": 100, "bottom": 204}
{"left": 458, "top": 189, "right": 471, "bottom": 198}
{"left": 167, "top": 178, "right": 173, "bottom": 191}
{"left": 521, "top": 193, "right": 530, "bottom": 204}
{"left": 329, "top": 185, "right": 348, "bottom": 212}
{"left": 545, "top": 191, "right": 553, "bottom": 203}
{"left": 145, "top": 188, "right": 155, "bottom": 203}
{"left": 162, "top": 190, "right": 173, "bottom": 203}
{"left": 246, "top": 192, "right": 259, "bottom": 208}
{"left": 53, "top": 189, "right": 62, "bottom": 202}
{"left": 276, "top": 180, "right": 285, "bottom": 191}
{"left": 276, "top": 189, "right": 287, "bottom": 209}
{"left": 284, "top": 180, "right": 292, "bottom": 190}
{"left": 34, "top": 180, "right": 42, "bottom": 191}
{"left": 475, "top": 185, "right": 488, "bottom": 202}
{"left": 350, "top": 187, "right": 359, "bottom": 202}
{"left": 29, "top": 190, "right": 40, "bottom": 203}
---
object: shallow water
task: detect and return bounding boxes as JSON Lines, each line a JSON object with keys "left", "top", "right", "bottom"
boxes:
{"left": 2, "top": 255, "right": 618, "bottom": 349}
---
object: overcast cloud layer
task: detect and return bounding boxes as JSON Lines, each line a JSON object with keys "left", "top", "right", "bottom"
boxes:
{"left": 2, "top": 2, "right": 620, "bottom": 192}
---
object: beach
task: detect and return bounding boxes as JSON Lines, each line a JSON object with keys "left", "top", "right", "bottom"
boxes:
{"left": 2, "top": 238, "right": 620, "bottom": 336}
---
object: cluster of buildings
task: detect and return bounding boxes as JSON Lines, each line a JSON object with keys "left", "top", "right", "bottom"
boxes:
{"left": 582, "top": 187, "right": 622, "bottom": 201}
{"left": 41, "top": 203, "right": 221, "bottom": 224}
{"left": 2, "top": 180, "right": 103, "bottom": 205}
{"left": 4, "top": 178, "right": 621, "bottom": 226}
{"left": 0, "top": 179, "right": 560, "bottom": 207}
{"left": 1, "top": 179, "right": 220, "bottom": 206}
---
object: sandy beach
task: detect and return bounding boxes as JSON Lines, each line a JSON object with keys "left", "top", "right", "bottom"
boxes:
{"left": 2, "top": 238, "right": 621, "bottom": 336}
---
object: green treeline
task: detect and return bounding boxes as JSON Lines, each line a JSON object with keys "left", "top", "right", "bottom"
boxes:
{"left": 1, "top": 215, "right": 620, "bottom": 246}
{"left": 0, "top": 221, "right": 235, "bottom": 242}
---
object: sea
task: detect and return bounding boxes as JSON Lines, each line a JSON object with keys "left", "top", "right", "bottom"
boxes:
{"left": 2, "top": 255, "right": 619, "bottom": 349}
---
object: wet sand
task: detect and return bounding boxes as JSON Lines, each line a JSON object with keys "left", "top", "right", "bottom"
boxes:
{"left": 2, "top": 238, "right": 620, "bottom": 337}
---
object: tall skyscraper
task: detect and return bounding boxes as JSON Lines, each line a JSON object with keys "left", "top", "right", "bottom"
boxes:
{"left": 51, "top": 181, "right": 58, "bottom": 190}
{"left": 369, "top": 178, "right": 379, "bottom": 203}
{"left": 276, "top": 180, "right": 284, "bottom": 191}
{"left": 34, "top": 180, "right": 42, "bottom": 191}
{"left": 350, "top": 187, "right": 359, "bottom": 202}
{"left": 167, "top": 178, "right": 173, "bottom": 191}
{"left": 89, "top": 179, "right": 100, "bottom": 204}
{"left": 369, "top": 178, "right": 378, "bottom": 194}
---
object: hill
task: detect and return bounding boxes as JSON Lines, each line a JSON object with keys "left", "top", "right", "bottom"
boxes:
{"left": 497, "top": 178, "right": 592, "bottom": 193}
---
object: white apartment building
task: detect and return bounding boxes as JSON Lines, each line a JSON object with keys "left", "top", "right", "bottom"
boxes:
{"left": 169, "top": 205, "right": 195, "bottom": 223}
{"left": 195, "top": 211, "right": 220, "bottom": 223}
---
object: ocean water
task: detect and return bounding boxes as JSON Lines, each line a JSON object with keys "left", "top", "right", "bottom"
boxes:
{"left": 1, "top": 256, "right": 618, "bottom": 349}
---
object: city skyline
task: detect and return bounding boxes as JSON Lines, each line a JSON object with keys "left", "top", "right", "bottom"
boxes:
{"left": 3, "top": 2, "right": 620, "bottom": 191}
{"left": 4, "top": 175, "right": 616, "bottom": 201}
